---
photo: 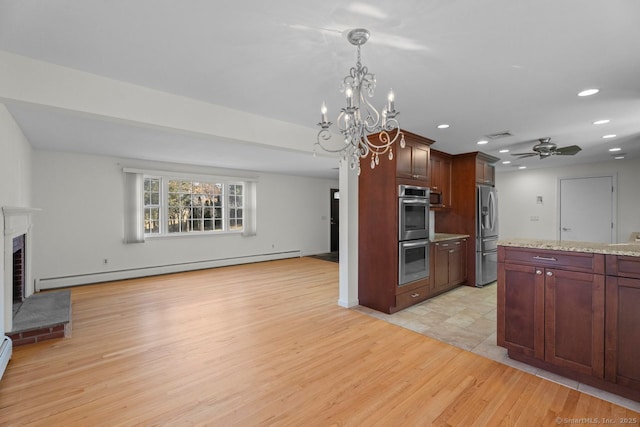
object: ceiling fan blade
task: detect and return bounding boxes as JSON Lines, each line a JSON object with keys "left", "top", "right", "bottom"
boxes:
{"left": 554, "top": 145, "right": 582, "bottom": 156}
{"left": 511, "top": 152, "right": 537, "bottom": 158}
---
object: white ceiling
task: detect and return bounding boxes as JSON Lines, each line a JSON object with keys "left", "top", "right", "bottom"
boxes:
{"left": 1, "top": 0, "right": 640, "bottom": 179}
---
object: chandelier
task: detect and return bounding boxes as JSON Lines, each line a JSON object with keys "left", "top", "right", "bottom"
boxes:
{"left": 315, "top": 28, "right": 405, "bottom": 174}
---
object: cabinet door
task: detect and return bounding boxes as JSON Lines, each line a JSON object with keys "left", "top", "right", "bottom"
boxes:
{"left": 396, "top": 143, "right": 414, "bottom": 179}
{"left": 397, "top": 140, "right": 429, "bottom": 181}
{"left": 605, "top": 276, "right": 640, "bottom": 391}
{"left": 440, "top": 156, "right": 452, "bottom": 207}
{"left": 499, "top": 262, "right": 545, "bottom": 359}
{"left": 544, "top": 268, "right": 605, "bottom": 377}
{"left": 432, "top": 242, "right": 450, "bottom": 292}
{"left": 476, "top": 159, "right": 495, "bottom": 185}
{"left": 449, "top": 239, "right": 467, "bottom": 285}
{"left": 412, "top": 143, "right": 429, "bottom": 180}
{"left": 429, "top": 154, "right": 452, "bottom": 208}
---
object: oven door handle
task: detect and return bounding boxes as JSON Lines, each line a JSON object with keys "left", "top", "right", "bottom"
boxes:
{"left": 401, "top": 240, "right": 429, "bottom": 248}
{"left": 400, "top": 198, "right": 428, "bottom": 205}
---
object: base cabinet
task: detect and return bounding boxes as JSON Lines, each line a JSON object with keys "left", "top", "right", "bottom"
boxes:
{"left": 498, "top": 246, "right": 640, "bottom": 402}
{"left": 544, "top": 268, "right": 604, "bottom": 378}
{"left": 497, "top": 262, "right": 544, "bottom": 358}
{"left": 432, "top": 238, "right": 467, "bottom": 294}
{"left": 605, "top": 259, "right": 640, "bottom": 392}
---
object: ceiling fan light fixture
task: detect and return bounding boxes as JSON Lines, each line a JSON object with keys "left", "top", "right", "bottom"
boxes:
{"left": 578, "top": 88, "right": 599, "bottom": 97}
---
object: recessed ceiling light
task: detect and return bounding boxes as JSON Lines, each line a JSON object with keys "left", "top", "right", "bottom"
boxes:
{"left": 502, "top": 160, "right": 511, "bottom": 164}
{"left": 499, "top": 149, "right": 510, "bottom": 153}
{"left": 437, "top": 124, "right": 450, "bottom": 129}
{"left": 578, "top": 88, "right": 599, "bottom": 97}
{"left": 477, "top": 140, "right": 488, "bottom": 145}
{"left": 518, "top": 166, "right": 527, "bottom": 170}
{"left": 609, "top": 147, "right": 621, "bottom": 152}
{"left": 593, "top": 119, "right": 610, "bottom": 125}
{"left": 614, "top": 155, "right": 625, "bottom": 160}
{"left": 603, "top": 134, "right": 617, "bottom": 139}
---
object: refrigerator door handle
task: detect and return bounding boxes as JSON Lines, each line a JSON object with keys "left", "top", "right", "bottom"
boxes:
{"left": 488, "top": 190, "right": 496, "bottom": 231}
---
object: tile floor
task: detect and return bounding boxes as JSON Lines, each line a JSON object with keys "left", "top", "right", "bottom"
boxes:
{"left": 353, "top": 283, "right": 640, "bottom": 413}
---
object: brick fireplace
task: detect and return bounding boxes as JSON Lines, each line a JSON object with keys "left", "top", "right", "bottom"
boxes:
{"left": 13, "top": 234, "right": 25, "bottom": 303}
{"left": 3, "top": 207, "right": 39, "bottom": 332}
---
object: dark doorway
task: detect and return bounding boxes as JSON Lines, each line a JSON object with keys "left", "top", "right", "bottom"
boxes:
{"left": 330, "top": 189, "right": 339, "bottom": 252}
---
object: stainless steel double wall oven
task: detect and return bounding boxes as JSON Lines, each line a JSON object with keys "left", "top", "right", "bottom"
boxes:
{"left": 398, "top": 185, "right": 430, "bottom": 286}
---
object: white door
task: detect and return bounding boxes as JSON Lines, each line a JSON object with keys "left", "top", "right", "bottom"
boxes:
{"left": 559, "top": 176, "right": 614, "bottom": 243}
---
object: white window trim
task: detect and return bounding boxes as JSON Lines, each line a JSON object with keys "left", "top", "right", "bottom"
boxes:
{"left": 123, "top": 167, "right": 257, "bottom": 241}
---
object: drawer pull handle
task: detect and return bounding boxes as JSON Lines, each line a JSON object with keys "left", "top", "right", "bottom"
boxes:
{"left": 546, "top": 271, "right": 553, "bottom": 277}
{"left": 411, "top": 293, "right": 420, "bottom": 298}
{"left": 455, "top": 242, "right": 461, "bottom": 245}
{"left": 449, "top": 249, "right": 455, "bottom": 253}
{"left": 536, "top": 270, "right": 543, "bottom": 275}
{"left": 533, "top": 256, "right": 557, "bottom": 261}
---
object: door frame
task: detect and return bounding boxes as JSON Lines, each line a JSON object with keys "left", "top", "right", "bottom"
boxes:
{"left": 330, "top": 188, "right": 339, "bottom": 252}
{"left": 556, "top": 173, "right": 617, "bottom": 242}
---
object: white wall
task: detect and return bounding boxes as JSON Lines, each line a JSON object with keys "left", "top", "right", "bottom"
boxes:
{"left": 31, "top": 150, "right": 338, "bottom": 287}
{"left": 0, "top": 104, "right": 33, "bottom": 333}
{"left": 496, "top": 157, "right": 640, "bottom": 242}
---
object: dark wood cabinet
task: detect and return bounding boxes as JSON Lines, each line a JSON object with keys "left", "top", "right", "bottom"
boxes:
{"left": 431, "top": 238, "right": 467, "bottom": 294}
{"left": 497, "top": 260, "right": 544, "bottom": 358}
{"left": 605, "top": 255, "right": 640, "bottom": 393}
{"left": 544, "top": 268, "right": 605, "bottom": 378}
{"left": 358, "top": 131, "right": 434, "bottom": 314}
{"left": 476, "top": 158, "right": 495, "bottom": 185}
{"left": 396, "top": 135, "right": 430, "bottom": 184}
{"left": 498, "top": 246, "right": 640, "bottom": 403}
{"left": 429, "top": 149, "right": 452, "bottom": 208}
{"left": 436, "top": 151, "right": 499, "bottom": 287}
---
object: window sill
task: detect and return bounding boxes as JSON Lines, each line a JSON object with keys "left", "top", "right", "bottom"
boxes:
{"left": 144, "top": 230, "right": 244, "bottom": 240}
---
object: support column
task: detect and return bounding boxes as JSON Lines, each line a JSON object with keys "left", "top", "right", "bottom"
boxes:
{"left": 338, "top": 160, "right": 359, "bottom": 308}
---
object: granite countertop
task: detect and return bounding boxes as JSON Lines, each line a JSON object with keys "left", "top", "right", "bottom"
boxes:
{"left": 432, "top": 233, "right": 470, "bottom": 243}
{"left": 498, "top": 237, "right": 640, "bottom": 257}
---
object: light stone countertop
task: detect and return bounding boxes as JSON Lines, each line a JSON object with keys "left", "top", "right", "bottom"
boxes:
{"left": 432, "top": 233, "right": 470, "bottom": 243}
{"left": 498, "top": 237, "right": 640, "bottom": 257}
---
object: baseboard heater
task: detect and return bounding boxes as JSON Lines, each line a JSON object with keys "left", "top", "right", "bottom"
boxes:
{"left": 36, "top": 250, "right": 301, "bottom": 290}
{"left": 0, "top": 336, "right": 12, "bottom": 382}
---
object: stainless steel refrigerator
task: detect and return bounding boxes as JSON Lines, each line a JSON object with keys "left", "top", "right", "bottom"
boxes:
{"left": 476, "top": 185, "right": 498, "bottom": 287}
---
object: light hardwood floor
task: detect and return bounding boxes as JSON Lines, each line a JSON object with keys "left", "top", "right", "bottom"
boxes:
{"left": 1, "top": 258, "right": 638, "bottom": 426}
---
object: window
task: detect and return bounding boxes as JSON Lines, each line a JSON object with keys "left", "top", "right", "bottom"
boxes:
{"left": 143, "top": 176, "right": 245, "bottom": 236}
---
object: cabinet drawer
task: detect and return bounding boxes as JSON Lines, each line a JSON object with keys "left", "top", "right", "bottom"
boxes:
{"left": 501, "top": 247, "right": 604, "bottom": 274}
{"left": 396, "top": 285, "right": 429, "bottom": 310}
{"left": 606, "top": 255, "right": 640, "bottom": 279}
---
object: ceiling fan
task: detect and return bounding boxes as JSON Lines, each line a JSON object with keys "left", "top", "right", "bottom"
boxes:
{"left": 511, "top": 138, "right": 582, "bottom": 159}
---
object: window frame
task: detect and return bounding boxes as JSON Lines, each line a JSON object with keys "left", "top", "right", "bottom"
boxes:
{"left": 143, "top": 173, "right": 246, "bottom": 238}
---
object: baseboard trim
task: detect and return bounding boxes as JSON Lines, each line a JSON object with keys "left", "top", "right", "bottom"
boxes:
{"left": 36, "top": 251, "right": 301, "bottom": 290}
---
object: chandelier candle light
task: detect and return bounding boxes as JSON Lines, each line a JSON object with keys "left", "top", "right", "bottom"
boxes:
{"left": 315, "top": 28, "right": 405, "bottom": 174}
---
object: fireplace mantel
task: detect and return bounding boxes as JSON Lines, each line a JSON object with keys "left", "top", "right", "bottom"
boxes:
{"left": 3, "top": 207, "right": 41, "bottom": 235}
{"left": 3, "top": 206, "right": 41, "bottom": 333}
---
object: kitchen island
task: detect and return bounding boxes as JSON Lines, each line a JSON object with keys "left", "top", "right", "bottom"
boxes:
{"left": 497, "top": 238, "right": 640, "bottom": 403}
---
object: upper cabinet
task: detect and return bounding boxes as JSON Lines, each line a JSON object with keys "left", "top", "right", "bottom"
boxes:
{"left": 476, "top": 154, "right": 497, "bottom": 186}
{"left": 429, "top": 149, "right": 452, "bottom": 208}
{"left": 396, "top": 132, "right": 433, "bottom": 184}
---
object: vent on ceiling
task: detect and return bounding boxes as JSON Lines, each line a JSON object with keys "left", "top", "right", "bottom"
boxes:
{"left": 485, "top": 131, "right": 513, "bottom": 139}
